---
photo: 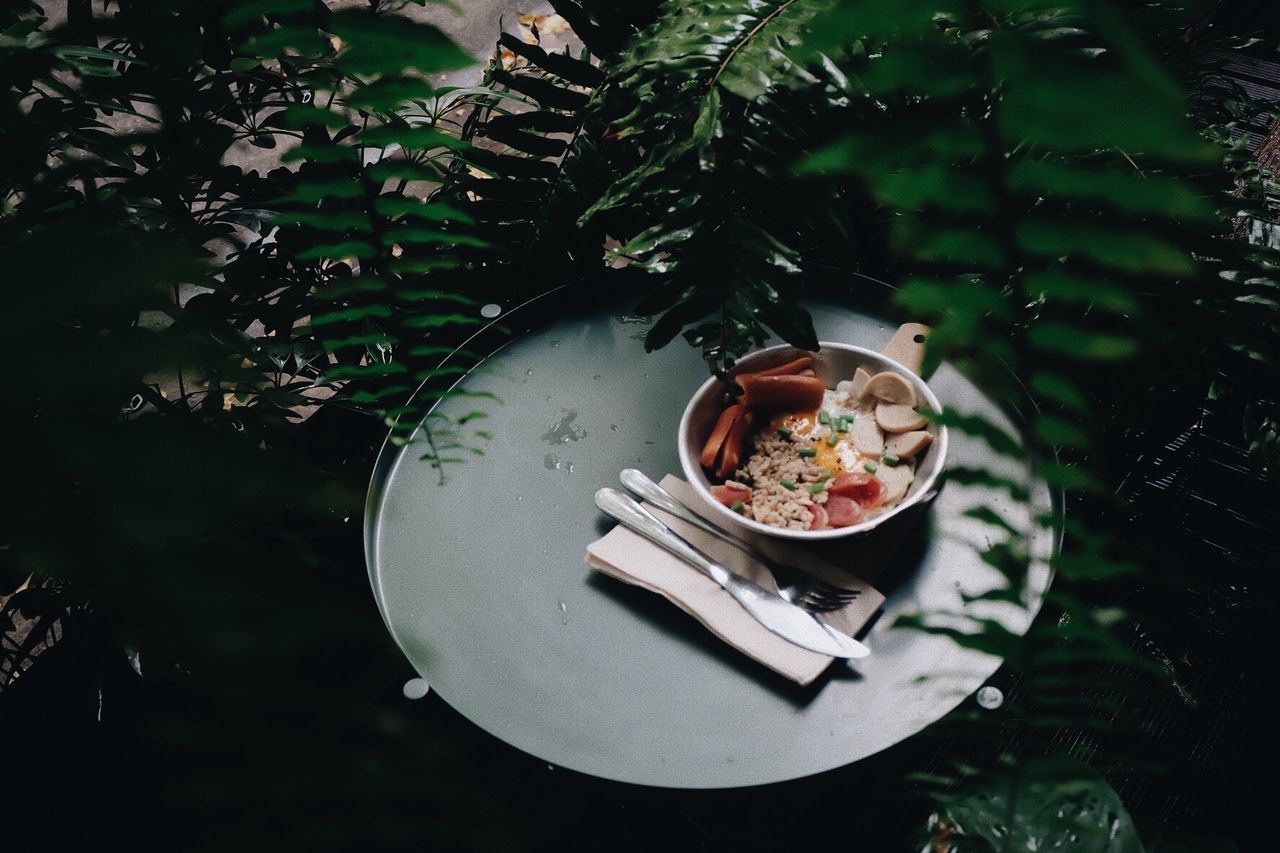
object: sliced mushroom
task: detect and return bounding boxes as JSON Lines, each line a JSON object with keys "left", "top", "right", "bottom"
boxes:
{"left": 877, "top": 462, "right": 915, "bottom": 505}
{"left": 862, "top": 371, "right": 917, "bottom": 407}
{"left": 875, "top": 402, "right": 928, "bottom": 433}
{"left": 851, "top": 413, "right": 885, "bottom": 455}
{"left": 848, "top": 367, "right": 872, "bottom": 399}
{"left": 884, "top": 430, "right": 933, "bottom": 459}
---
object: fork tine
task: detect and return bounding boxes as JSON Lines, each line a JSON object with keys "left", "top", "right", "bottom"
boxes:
{"left": 791, "top": 586, "right": 861, "bottom": 612}
{"left": 800, "top": 582, "right": 860, "bottom": 600}
{"left": 619, "top": 471, "right": 871, "bottom": 614}
{"left": 808, "top": 594, "right": 857, "bottom": 607}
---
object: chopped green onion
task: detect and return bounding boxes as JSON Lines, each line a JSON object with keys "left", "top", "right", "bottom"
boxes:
{"left": 797, "top": 448, "right": 817, "bottom": 458}
{"left": 863, "top": 462, "right": 878, "bottom": 473}
{"left": 780, "top": 478, "right": 796, "bottom": 490}
{"left": 730, "top": 500, "right": 746, "bottom": 513}
{"left": 820, "top": 468, "right": 834, "bottom": 480}
{"left": 808, "top": 483, "right": 826, "bottom": 494}
{"left": 777, "top": 427, "right": 792, "bottom": 439}
{"left": 883, "top": 454, "right": 901, "bottom": 467}
{"left": 817, "top": 410, "right": 831, "bottom": 425}
{"left": 826, "top": 433, "right": 839, "bottom": 447}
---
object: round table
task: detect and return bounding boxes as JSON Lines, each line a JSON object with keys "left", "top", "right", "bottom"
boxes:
{"left": 365, "top": 293, "right": 1055, "bottom": 788}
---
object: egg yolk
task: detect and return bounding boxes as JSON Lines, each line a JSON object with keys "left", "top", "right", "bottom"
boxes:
{"left": 768, "top": 410, "right": 846, "bottom": 476}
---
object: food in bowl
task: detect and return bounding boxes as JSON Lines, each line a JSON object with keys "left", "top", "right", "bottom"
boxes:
{"left": 699, "top": 355, "right": 933, "bottom": 531}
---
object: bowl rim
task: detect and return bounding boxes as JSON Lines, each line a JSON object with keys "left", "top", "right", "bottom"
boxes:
{"left": 677, "top": 341, "right": 950, "bottom": 541}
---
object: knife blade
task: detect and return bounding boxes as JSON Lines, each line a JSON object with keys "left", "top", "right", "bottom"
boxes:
{"left": 594, "top": 488, "right": 869, "bottom": 659}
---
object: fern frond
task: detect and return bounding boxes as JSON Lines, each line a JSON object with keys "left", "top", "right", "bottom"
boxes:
{"left": 582, "top": 5, "right": 859, "bottom": 369}
{"left": 548, "top": 0, "right": 663, "bottom": 56}
{"left": 588, "top": 0, "right": 831, "bottom": 220}
{"left": 225, "top": 6, "right": 495, "bottom": 477}
{"left": 417, "top": 25, "right": 617, "bottom": 311}
{"left": 792, "top": 6, "right": 1253, "bottom": 839}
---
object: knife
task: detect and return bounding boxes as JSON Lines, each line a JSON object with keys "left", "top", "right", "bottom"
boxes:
{"left": 594, "top": 488, "right": 869, "bottom": 659}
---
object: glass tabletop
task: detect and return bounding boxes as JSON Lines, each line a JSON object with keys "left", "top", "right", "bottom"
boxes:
{"left": 365, "top": 293, "right": 1055, "bottom": 788}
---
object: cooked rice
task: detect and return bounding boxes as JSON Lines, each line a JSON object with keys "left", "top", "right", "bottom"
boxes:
{"left": 734, "top": 434, "right": 828, "bottom": 530}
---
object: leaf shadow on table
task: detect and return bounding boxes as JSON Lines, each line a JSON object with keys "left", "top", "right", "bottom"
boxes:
{"left": 863, "top": 503, "right": 938, "bottom": 595}
{"left": 584, "top": 571, "right": 863, "bottom": 710}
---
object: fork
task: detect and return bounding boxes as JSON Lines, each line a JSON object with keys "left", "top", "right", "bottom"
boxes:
{"left": 619, "top": 469, "right": 863, "bottom": 612}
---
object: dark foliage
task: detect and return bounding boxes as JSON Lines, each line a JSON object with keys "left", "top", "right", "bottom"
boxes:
{"left": 3, "top": 0, "right": 1277, "bottom": 849}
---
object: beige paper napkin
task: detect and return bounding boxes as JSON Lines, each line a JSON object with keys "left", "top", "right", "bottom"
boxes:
{"left": 585, "top": 475, "right": 887, "bottom": 686}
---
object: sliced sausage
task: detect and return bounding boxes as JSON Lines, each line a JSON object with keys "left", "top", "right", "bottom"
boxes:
{"left": 851, "top": 413, "right": 885, "bottom": 455}
{"left": 699, "top": 404, "right": 743, "bottom": 469}
{"left": 808, "top": 504, "right": 829, "bottom": 530}
{"left": 828, "top": 471, "right": 884, "bottom": 506}
{"left": 825, "top": 494, "right": 865, "bottom": 527}
{"left": 710, "top": 482, "right": 752, "bottom": 506}
{"left": 734, "top": 355, "right": 813, "bottom": 382}
{"left": 884, "top": 430, "right": 933, "bottom": 459}
{"left": 877, "top": 462, "right": 915, "bottom": 505}
{"left": 862, "top": 371, "right": 917, "bottom": 407}
{"left": 848, "top": 367, "right": 872, "bottom": 399}
{"left": 875, "top": 402, "right": 928, "bottom": 433}
{"left": 715, "top": 409, "right": 755, "bottom": 479}
{"left": 739, "top": 374, "right": 825, "bottom": 411}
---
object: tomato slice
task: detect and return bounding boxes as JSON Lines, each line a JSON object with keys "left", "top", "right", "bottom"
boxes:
{"left": 828, "top": 471, "right": 884, "bottom": 506}
{"left": 825, "top": 494, "right": 865, "bottom": 527}
{"left": 710, "top": 483, "right": 752, "bottom": 506}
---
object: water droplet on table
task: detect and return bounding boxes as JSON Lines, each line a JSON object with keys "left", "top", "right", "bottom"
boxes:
{"left": 593, "top": 374, "right": 601, "bottom": 380}
{"left": 525, "top": 368, "right": 534, "bottom": 376}
{"left": 542, "top": 410, "right": 587, "bottom": 445}
{"left": 610, "top": 424, "right": 619, "bottom": 432}
{"left": 403, "top": 678, "right": 431, "bottom": 700}
{"left": 976, "top": 685, "right": 1003, "bottom": 709}
{"left": 544, "top": 454, "right": 561, "bottom": 471}
{"left": 480, "top": 303, "right": 502, "bottom": 319}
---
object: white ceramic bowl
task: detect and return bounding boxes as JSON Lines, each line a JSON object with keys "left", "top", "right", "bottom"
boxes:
{"left": 677, "top": 342, "right": 948, "bottom": 540}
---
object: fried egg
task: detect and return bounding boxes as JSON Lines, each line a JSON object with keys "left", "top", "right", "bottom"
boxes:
{"left": 766, "top": 389, "right": 872, "bottom": 478}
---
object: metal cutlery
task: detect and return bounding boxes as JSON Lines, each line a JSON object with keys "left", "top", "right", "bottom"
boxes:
{"left": 594, "top": 487, "right": 869, "bottom": 659}
{"left": 618, "top": 469, "right": 863, "bottom": 612}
